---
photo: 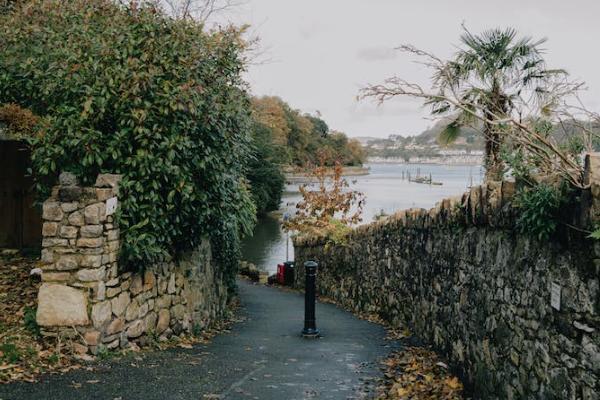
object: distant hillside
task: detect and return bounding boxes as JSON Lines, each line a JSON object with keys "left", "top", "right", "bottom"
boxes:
{"left": 363, "top": 119, "right": 483, "bottom": 163}
{"left": 363, "top": 117, "right": 600, "bottom": 164}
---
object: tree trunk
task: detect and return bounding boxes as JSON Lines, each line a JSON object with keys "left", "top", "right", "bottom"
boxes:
{"left": 483, "top": 121, "right": 504, "bottom": 182}
{"left": 483, "top": 86, "right": 507, "bottom": 182}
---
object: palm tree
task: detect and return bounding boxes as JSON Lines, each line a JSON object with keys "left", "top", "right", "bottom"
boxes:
{"left": 430, "top": 26, "right": 566, "bottom": 181}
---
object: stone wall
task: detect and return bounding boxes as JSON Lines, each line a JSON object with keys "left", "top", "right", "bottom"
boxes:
{"left": 36, "top": 173, "right": 228, "bottom": 354}
{"left": 294, "top": 159, "right": 600, "bottom": 399}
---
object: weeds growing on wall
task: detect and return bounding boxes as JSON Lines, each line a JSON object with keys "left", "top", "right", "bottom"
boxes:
{"left": 0, "top": 0, "right": 255, "bottom": 277}
{"left": 514, "top": 183, "right": 567, "bottom": 241}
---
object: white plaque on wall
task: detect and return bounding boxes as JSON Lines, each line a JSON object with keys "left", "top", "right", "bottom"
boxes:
{"left": 551, "top": 283, "right": 561, "bottom": 311}
{"left": 106, "top": 197, "right": 118, "bottom": 216}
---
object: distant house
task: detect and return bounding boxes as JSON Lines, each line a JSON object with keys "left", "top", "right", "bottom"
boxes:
{"left": 0, "top": 127, "right": 42, "bottom": 250}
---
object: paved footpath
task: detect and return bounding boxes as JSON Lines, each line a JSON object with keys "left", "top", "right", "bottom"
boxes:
{"left": 0, "top": 280, "right": 398, "bottom": 400}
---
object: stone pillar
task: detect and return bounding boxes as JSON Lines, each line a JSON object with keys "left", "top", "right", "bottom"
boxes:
{"left": 37, "top": 172, "right": 121, "bottom": 354}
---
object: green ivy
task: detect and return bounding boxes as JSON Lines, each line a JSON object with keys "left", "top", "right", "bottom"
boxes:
{"left": 0, "top": 0, "right": 255, "bottom": 274}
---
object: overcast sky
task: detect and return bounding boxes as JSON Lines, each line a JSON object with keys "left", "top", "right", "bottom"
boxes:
{"left": 223, "top": 0, "right": 600, "bottom": 138}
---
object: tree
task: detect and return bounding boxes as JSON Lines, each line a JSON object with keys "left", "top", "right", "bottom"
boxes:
{"left": 361, "top": 26, "right": 597, "bottom": 189}
{"left": 251, "top": 96, "right": 290, "bottom": 146}
{"left": 161, "top": 0, "right": 244, "bottom": 23}
{"left": 246, "top": 121, "right": 285, "bottom": 215}
{"left": 283, "top": 157, "right": 364, "bottom": 241}
{"left": 363, "top": 26, "right": 567, "bottom": 181}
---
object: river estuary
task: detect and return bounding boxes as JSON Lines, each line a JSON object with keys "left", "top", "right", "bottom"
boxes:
{"left": 241, "top": 163, "right": 483, "bottom": 275}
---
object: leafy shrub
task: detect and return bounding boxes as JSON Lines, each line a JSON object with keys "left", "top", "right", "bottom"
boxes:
{"left": 0, "top": 0, "right": 255, "bottom": 271}
{"left": 514, "top": 183, "right": 566, "bottom": 241}
{"left": 284, "top": 160, "right": 364, "bottom": 243}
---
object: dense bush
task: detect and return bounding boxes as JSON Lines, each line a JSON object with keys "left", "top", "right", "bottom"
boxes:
{"left": 0, "top": 0, "right": 255, "bottom": 271}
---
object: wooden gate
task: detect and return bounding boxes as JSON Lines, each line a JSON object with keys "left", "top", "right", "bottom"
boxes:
{"left": 0, "top": 140, "right": 42, "bottom": 249}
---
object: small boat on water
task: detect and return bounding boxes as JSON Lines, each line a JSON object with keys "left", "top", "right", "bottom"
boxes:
{"left": 408, "top": 174, "right": 443, "bottom": 186}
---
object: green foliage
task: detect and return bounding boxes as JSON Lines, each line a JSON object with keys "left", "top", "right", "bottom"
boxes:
{"left": 427, "top": 26, "right": 565, "bottom": 180}
{"left": 47, "top": 352, "right": 59, "bottom": 365}
{"left": 23, "top": 307, "right": 40, "bottom": 337}
{"left": 323, "top": 218, "right": 353, "bottom": 248}
{"left": 251, "top": 96, "right": 365, "bottom": 167}
{"left": 246, "top": 122, "right": 285, "bottom": 215}
{"left": 96, "top": 345, "right": 115, "bottom": 361}
{"left": 514, "top": 183, "right": 566, "bottom": 241}
{"left": 192, "top": 323, "right": 203, "bottom": 337}
{"left": 588, "top": 227, "right": 600, "bottom": 240}
{"left": 0, "top": 342, "right": 21, "bottom": 363}
{"left": 0, "top": 0, "right": 255, "bottom": 270}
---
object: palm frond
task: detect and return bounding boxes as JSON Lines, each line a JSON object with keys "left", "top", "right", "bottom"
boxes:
{"left": 438, "top": 120, "right": 462, "bottom": 146}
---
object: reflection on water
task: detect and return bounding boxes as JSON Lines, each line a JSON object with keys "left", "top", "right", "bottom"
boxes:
{"left": 242, "top": 163, "right": 483, "bottom": 274}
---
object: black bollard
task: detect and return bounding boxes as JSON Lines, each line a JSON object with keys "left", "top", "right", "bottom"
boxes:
{"left": 302, "top": 260, "right": 319, "bottom": 338}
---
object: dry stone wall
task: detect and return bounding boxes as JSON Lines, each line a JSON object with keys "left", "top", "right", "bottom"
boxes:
{"left": 37, "top": 173, "right": 228, "bottom": 354}
{"left": 294, "top": 157, "right": 600, "bottom": 399}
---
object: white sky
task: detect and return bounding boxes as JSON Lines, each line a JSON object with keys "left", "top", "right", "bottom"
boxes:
{"left": 223, "top": 0, "right": 600, "bottom": 138}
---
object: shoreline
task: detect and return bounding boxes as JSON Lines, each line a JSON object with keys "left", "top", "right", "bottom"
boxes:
{"left": 284, "top": 165, "right": 369, "bottom": 184}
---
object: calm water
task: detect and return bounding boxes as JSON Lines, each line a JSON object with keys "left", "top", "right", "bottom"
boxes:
{"left": 241, "top": 163, "right": 483, "bottom": 274}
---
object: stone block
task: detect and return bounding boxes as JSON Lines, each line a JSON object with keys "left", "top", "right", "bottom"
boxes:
{"left": 111, "top": 292, "right": 131, "bottom": 317}
{"left": 80, "top": 225, "right": 103, "bottom": 238}
{"left": 106, "top": 286, "right": 121, "bottom": 298}
{"left": 126, "top": 320, "right": 144, "bottom": 338}
{"left": 42, "top": 222, "right": 58, "bottom": 237}
{"left": 106, "top": 317, "right": 125, "bottom": 335}
{"left": 156, "top": 295, "right": 172, "bottom": 310}
{"left": 107, "top": 229, "right": 119, "bottom": 241}
{"left": 77, "top": 267, "right": 106, "bottom": 282}
{"left": 107, "top": 240, "right": 119, "bottom": 252}
{"left": 59, "top": 225, "right": 78, "bottom": 239}
{"left": 54, "top": 255, "right": 78, "bottom": 271}
{"left": 84, "top": 203, "right": 106, "bottom": 225}
{"left": 139, "top": 302, "right": 149, "bottom": 319}
{"left": 95, "top": 174, "right": 121, "bottom": 189}
{"left": 95, "top": 188, "right": 114, "bottom": 201}
{"left": 95, "top": 281, "right": 106, "bottom": 301}
{"left": 42, "top": 202, "right": 64, "bottom": 221}
{"left": 84, "top": 330, "right": 100, "bottom": 346}
{"left": 144, "top": 312, "right": 157, "bottom": 332}
{"left": 143, "top": 270, "right": 156, "bottom": 291}
{"left": 59, "top": 172, "right": 78, "bottom": 186}
{"left": 77, "top": 237, "right": 104, "bottom": 248}
{"left": 91, "top": 300, "right": 112, "bottom": 328}
{"left": 42, "top": 238, "right": 68, "bottom": 248}
{"left": 42, "top": 272, "right": 71, "bottom": 282}
{"left": 125, "top": 301, "right": 140, "bottom": 321}
{"left": 80, "top": 254, "right": 102, "bottom": 268}
{"left": 41, "top": 249, "right": 54, "bottom": 263}
{"left": 36, "top": 284, "right": 89, "bottom": 326}
{"left": 68, "top": 211, "right": 85, "bottom": 226}
{"left": 61, "top": 202, "right": 79, "bottom": 213}
{"left": 171, "top": 304, "right": 185, "bottom": 320}
{"left": 167, "top": 273, "right": 176, "bottom": 294}
{"left": 130, "top": 274, "right": 144, "bottom": 295}
{"left": 59, "top": 186, "right": 83, "bottom": 202}
{"left": 156, "top": 309, "right": 170, "bottom": 334}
